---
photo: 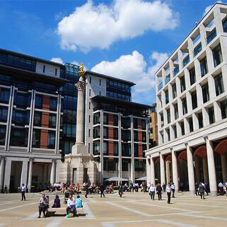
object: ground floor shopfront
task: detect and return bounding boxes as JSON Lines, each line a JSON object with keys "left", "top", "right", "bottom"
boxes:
{"left": 146, "top": 119, "right": 227, "bottom": 196}
{"left": 0, "top": 153, "right": 61, "bottom": 192}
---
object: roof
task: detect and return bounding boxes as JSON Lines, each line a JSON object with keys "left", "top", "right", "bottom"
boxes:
{"left": 91, "top": 95, "right": 151, "bottom": 109}
{"left": 85, "top": 70, "right": 135, "bottom": 86}
{"left": 155, "top": 2, "right": 226, "bottom": 75}
{"left": 0, "top": 64, "right": 68, "bottom": 87}
{"left": 0, "top": 48, "right": 64, "bottom": 67}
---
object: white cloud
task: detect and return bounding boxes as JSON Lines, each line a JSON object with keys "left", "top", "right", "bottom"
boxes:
{"left": 91, "top": 51, "right": 168, "bottom": 104}
{"left": 57, "top": 0, "right": 179, "bottom": 52}
{"left": 203, "top": 1, "right": 222, "bottom": 16}
{"left": 50, "top": 57, "right": 64, "bottom": 64}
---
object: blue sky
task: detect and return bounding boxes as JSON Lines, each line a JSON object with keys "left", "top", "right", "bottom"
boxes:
{"left": 0, "top": 0, "right": 223, "bottom": 104}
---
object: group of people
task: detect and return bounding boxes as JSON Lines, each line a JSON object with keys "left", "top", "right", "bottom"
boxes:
{"left": 148, "top": 182, "right": 175, "bottom": 204}
{"left": 38, "top": 193, "right": 83, "bottom": 218}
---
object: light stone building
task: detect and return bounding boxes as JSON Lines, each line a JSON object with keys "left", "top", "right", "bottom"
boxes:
{"left": 146, "top": 3, "right": 227, "bottom": 196}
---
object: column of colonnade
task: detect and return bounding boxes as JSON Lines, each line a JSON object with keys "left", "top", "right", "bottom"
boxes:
{"left": 148, "top": 137, "right": 218, "bottom": 195}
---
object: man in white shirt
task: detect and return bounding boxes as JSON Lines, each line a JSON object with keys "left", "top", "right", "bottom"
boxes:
{"left": 149, "top": 184, "right": 156, "bottom": 200}
{"left": 171, "top": 183, "right": 175, "bottom": 198}
{"left": 21, "top": 183, "right": 26, "bottom": 201}
{"left": 66, "top": 194, "right": 77, "bottom": 217}
{"left": 166, "top": 183, "right": 171, "bottom": 204}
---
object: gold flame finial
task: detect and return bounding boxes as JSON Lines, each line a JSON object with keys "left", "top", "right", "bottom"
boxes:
{"left": 79, "top": 63, "right": 85, "bottom": 78}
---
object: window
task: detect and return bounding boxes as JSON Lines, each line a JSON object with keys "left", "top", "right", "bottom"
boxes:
{"left": 220, "top": 99, "right": 227, "bottom": 119}
{"left": 133, "top": 118, "right": 138, "bottom": 128}
{"left": 207, "top": 29, "right": 217, "bottom": 44}
{"left": 180, "top": 122, "right": 185, "bottom": 136}
{"left": 213, "top": 44, "right": 223, "bottom": 67}
{"left": 99, "top": 79, "right": 101, "bottom": 86}
{"left": 104, "top": 158, "right": 116, "bottom": 171}
{"left": 49, "top": 114, "right": 56, "bottom": 128}
{"left": 50, "top": 97, "right": 57, "bottom": 111}
{"left": 167, "top": 109, "right": 171, "bottom": 124}
{"left": 214, "top": 74, "right": 224, "bottom": 96}
{"left": 180, "top": 76, "right": 186, "bottom": 92}
{"left": 114, "top": 142, "right": 118, "bottom": 156}
{"left": 63, "top": 124, "right": 76, "bottom": 137}
{"left": 191, "top": 91, "right": 197, "bottom": 109}
{"left": 35, "top": 94, "right": 42, "bottom": 109}
{"left": 12, "top": 110, "right": 29, "bottom": 126}
{"left": 0, "top": 88, "right": 10, "bottom": 103}
{"left": 134, "top": 144, "right": 138, "bottom": 157}
{"left": 172, "top": 84, "right": 177, "bottom": 99}
{"left": 174, "top": 103, "right": 178, "bottom": 120}
{"left": 183, "top": 55, "right": 190, "bottom": 67}
{"left": 93, "top": 141, "right": 100, "bottom": 155}
{"left": 198, "top": 112, "right": 203, "bottom": 129}
{"left": 34, "top": 112, "right": 41, "bottom": 126}
{"left": 103, "top": 113, "right": 108, "bottom": 124}
{"left": 0, "top": 107, "right": 8, "bottom": 122}
{"left": 141, "top": 119, "right": 146, "bottom": 130}
{"left": 88, "top": 129, "right": 90, "bottom": 137}
{"left": 0, "top": 125, "right": 6, "bottom": 145}
{"left": 122, "top": 143, "right": 131, "bottom": 156}
{"left": 189, "top": 67, "right": 196, "bottom": 85}
{"left": 113, "top": 128, "right": 118, "bottom": 139}
{"left": 89, "top": 89, "right": 91, "bottom": 96}
{"left": 89, "top": 102, "right": 91, "bottom": 110}
{"left": 43, "top": 65, "right": 45, "bottom": 73}
{"left": 200, "top": 57, "right": 208, "bottom": 77}
{"left": 55, "top": 68, "right": 57, "bottom": 76}
{"left": 122, "top": 159, "right": 129, "bottom": 171}
{"left": 89, "top": 77, "right": 91, "bottom": 83}
{"left": 94, "top": 127, "right": 101, "bottom": 138}
{"left": 113, "top": 115, "right": 118, "bottom": 126}
{"left": 208, "top": 106, "right": 215, "bottom": 124}
{"left": 194, "top": 43, "right": 202, "bottom": 57}
{"left": 202, "top": 83, "right": 209, "bottom": 103}
{"left": 160, "top": 131, "right": 164, "bottom": 143}
{"left": 48, "top": 131, "right": 55, "bottom": 149}
{"left": 182, "top": 98, "right": 187, "bottom": 115}
{"left": 223, "top": 17, "right": 227, "bottom": 32}
{"left": 63, "top": 141, "right": 74, "bottom": 154}
{"left": 14, "top": 92, "right": 30, "bottom": 108}
{"left": 134, "top": 131, "right": 138, "bottom": 142}
{"left": 89, "top": 115, "right": 91, "bottom": 123}
{"left": 165, "top": 90, "right": 169, "bottom": 104}
{"left": 188, "top": 117, "right": 193, "bottom": 132}
{"left": 166, "top": 128, "right": 170, "bottom": 141}
{"left": 103, "top": 141, "right": 108, "bottom": 155}
{"left": 174, "top": 66, "right": 179, "bottom": 76}
{"left": 135, "top": 160, "right": 145, "bottom": 171}
{"left": 93, "top": 112, "right": 100, "bottom": 124}
{"left": 10, "top": 127, "right": 28, "bottom": 147}
{"left": 173, "top": 125, "right": 177, "bottom": 139}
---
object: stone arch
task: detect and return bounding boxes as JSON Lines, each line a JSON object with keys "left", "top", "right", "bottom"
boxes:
{"left": 194, "top": 146, "right": 207, "bottom": 159}
{"left": 178, "top": 150, "right": 187, "bottom": 161}
{"left": 165, "top": 154, "right": 172, "bottom": 162}
{"left": 215, "top": 139, "right": 227, "bottom": 155}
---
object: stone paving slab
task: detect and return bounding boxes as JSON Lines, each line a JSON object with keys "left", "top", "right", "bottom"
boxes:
{"left": 0, "top": 192, "right": 227, "bottom": 227}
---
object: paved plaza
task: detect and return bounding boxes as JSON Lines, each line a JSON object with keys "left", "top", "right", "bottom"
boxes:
{"left": 0, "top": 192, "right": 227, "bottom": 227}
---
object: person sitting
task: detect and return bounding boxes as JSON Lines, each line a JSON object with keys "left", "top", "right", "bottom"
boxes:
{"left": 76, "top": 195, "right": 83, "bottom": 208}
{"left": 38, "top": 194, "right": 47, "bottom": 218}
{"left": 66, "top": 194, "right": 76, "bottom": 217}
{"left": 52, "top": 195, "right": 61, "bottom": 208}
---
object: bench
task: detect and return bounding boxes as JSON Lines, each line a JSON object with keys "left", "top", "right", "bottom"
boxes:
{"left": 46, "top": 207, "right": 85, "bottom": 217}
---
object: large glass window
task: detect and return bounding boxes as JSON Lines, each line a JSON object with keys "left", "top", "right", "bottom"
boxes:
{"left": 103, "top": 113, "right": 108, "bottom": 125}
{"left": 32, "top": 129, "right": 41, "bottom": 148}
{"left": 223, "top": 17, "right": 227, "bottom": 32}
{"left": 122, "top": 117, "right": 130, "bottom": 128}
{"left": 63, "top": 110, "right": 76, "bottom": 124}
{"left": 133, "top": 118, "right": 138, "bottom": 128}
{"left": 49, "top": 114, "right": 56, "bottom": 128}
{"left": 134, "top": 144, "right": 138, "bottom": 157}
{"left": 135, "top": 160, "right": 145, "bottom": 171}
{"left": 202, "top": 83, "right": 209, "bottom": 103}
{"left": 113, "top": 115, "right": 118, "bottom": 126}
{"left": 214, "top": 74, "right": 224, "bottom": 96}
{"left": 194, "top": 43, "right": 202, "bottom": 57}
{"left": 93, "top": 141, "right": 100, "bottom": 155}
{"left": 14, "top": 92, "right": 30, "bottom": 108}
{"left": 63, "top": 96, "right": 77, "bottom": 110}
{"left": 122, "top": 143, "right": 131, "bottom": 156}
{"left": 188, "top": 117, "right": 193, "bottom": 132}
{"left": 0, "top": 125, "right": 6, "bottom": 145}
{"left": 10, "top": 127, "right": 28, "bottom": 147}
{"left": 34, "top": 112, "right": 41, "bottom": 126}
{"left": 165, "top": 90, "right": 169, "bottom": 104}
{"left": 114, "top": 142, "right": 118, "bottom": 156}
{"left": 141, "top": 119, "right": 146, "bottom": 130}
{"left": 12, "top": 110, "right": 29, "bottom": 126}
{"left": 93, "top": 112, "right": 100, "bottom": 124}
{"left": 180, "top": 76, "right": 186, "bottom": 92}
{"left": 103, "top": 141, "right": 108, "bottom": 155}
{"left": 63, "top": 141, "right": 74, "bottom": 155}
{"left": 0, "top": 88, "right": 10, "bottom": 103}
{"left": 35, "top": 94, "right": 43, "bottom": 109}
{"left": 182, "top": 98, "right": 187, "bottom": 115}
{"left": 63, "top": 124, "right": 76, "bottom": 138}
{"left": 213, "top": 44, "right": 223, "bottom": 67}
{"left": 104, "top": 158, "right": 116, "bottom": 171}
{"left": 103, "top": 127, "right": 108, "bottom": 138}
{"left": 172, "top": 83, "right": 177, "bottom": 99}
{"left": 113, "top": 128, "right": 118, "bottom": 139}
{"left": 122, "top": 159, "right": 129, "bottom": 171}
{"left": 191, "top": 91, "right": 197, "bottom": 109}
{"left": 208, "top": 106, "right": 215, "bottom": 124}
{"left": 94, "top": 127, "right": 101, "bottom": 138}
{"left": 174, "top": 103, "right": 178, "bottom": 120}
{"left": 220, "top": 99, "right": 227, "bottom": 119}
{"left": 134, "top": 131, "right": 138, "bottom": 142}
{"left": 0, "top": 107, "right": 8, "bottom": 122}
{"left": 48, "top": 131, "right": 55, "bottom": 149}
{"left": 50, "top": 97, "right": 57, "bottom": 111}
{"left": 189, "top": 67, "right": 196, "bottom": 85}
{"left": 122, "top": 130, "right": 131, "bottom": 141}
{"left": 198, "top": 112, "right": 203, "bottom": 129}
{"left": 200, "top": 57, "right": 208, "bottom": 77}
{"left": 180, "top": 122, "right": 185, "bottom": 136}
{"left": 167, "top": 109, "right": 171, "bottom": 124}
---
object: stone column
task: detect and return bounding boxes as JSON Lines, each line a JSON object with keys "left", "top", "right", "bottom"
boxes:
{"left": 205, "top": 137, "right": 217, "bottom": 196}
{"left": 195, "top": 156, "right": 200, "bottom": 183}
{"left": 27, "top": 159, "right": 33, "bottom": 192}
{"left": 55, "top": 160, "right": 60, "bottom": 183}
{"left": 221, "top": 153, "right": 227, "bottom": 183}
{"left": 75, "top": 77, "right": 86, "bottom": 145}
{"left": 150, "top": 157, "right": 155, "bottom": 185}
{"left": 50, "top": 160, "right": 56, "bottom": 185}
{"left": 160, "top": 153, "right": 165, "bottom": 186}
{"left": 131, "top": 159, "right": 135, "bottom": 183}
{"left": 186, "top": 143, "right": 195, "bottom": 194}
{"left": 172, "top": 149, "right": 179, "bottom": 191}
{"left": 4, "top": 158, "right": 12, "bottom": 192}
{"left": 202, "top": 158, "right": 209, "bottom": 184}
{"left": 20, "top": 160, "right": 28, "bottom": 186}
{"left": 146, "top": 157, "right": 151, "bottom": 184}
{"left": 118, "top": 113, "right": 122, "bottom": 179}
{"left": 0, "top": 157, "right": 5, "bottom": 192}
{"left": 166, "top": 161, "right": 171, "bottom": 184}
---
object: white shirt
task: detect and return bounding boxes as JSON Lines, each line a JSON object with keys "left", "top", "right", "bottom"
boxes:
{"left": 149, "top": 186, "right": 156, "bottom": 192}
{"left": 21, "top": 186, "right": 26, "bottom": 192}
{"left": 218, "top": 182, "right": 223, "bottom": 187}
{"left": 171, "top": 184, "right": 175, "bottom": 190}
{"left": 67, "top": 198, "right": 76, "bottom": 207}
{"left": 166, "top": 186, "right": 171, "bottom": 193}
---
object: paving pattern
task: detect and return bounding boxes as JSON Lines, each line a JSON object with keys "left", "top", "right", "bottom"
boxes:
{"left": 0, "top": 191, "right": 227, "bottom": 227}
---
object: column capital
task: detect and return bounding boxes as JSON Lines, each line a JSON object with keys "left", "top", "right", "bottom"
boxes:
{"left": 29, "top": 158, "right": 34, "bottom": 162}
{"left": 185, "top": 142, "right": 188, "bottom": 147}
{"left": 75, "top": 80, "right": 86, "bottom": 91}
{"left": 0, "top": 156, "right": 5, "bottom": 161}
{"left": 203, "top": 135, "right": 209, "bottom": 140}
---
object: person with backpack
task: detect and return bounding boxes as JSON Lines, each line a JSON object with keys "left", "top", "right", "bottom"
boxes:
{"left": 199, "top": 182, "right": 205, "bottom": 199}
{"left": 119, "top": 184, "right": 124, "bottom": 197}
{"left": 156, "top": 183, "right": 162, "bottom": 200}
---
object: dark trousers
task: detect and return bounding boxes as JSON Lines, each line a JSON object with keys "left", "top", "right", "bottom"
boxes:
{"left": 119, "top": 191, "right": 123, "bottom": 197}
{"left": 100, "top": 190, "right": 105, "bottom": 198}
{"left": 167, "top": 192, "right": 171, "bottom": 204}
{"left": 157, "top": 192, "right": 162, "bottom": 200}
{"left": 39, "top": 206, "right": 46, "bottom": 217}
{"left": 21, "top": 191, "right": 26, "bottom": 201}
{"left": 66, "top": 205, "right": 76, "bottom": 216}
{"left": 200, "top": 192, "right": 205, "bottom": 199}
{"left": 150, "top": 191, "right": 155, "bottom": 200}
{"left": 171, "top": 189, "right": 175, "bottom": 198}
{"left": 85, "top": 189, "right": 88, "bottom": 198}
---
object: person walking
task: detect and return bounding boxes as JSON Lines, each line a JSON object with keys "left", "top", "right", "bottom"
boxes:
{"left": 100, "top": 184, "right": 105, "bottom": 198}
{"left": 84, "top": 182, "right": 88, "bottom": 198}
{"left": 21, "top": 183, "right": 26, "bottom": 201}
{"left": 156, "top": 183, "right": 162, "bottom": 200}
{"left": 149, "top": 184, "right": 156, "bottom": 200}
{"left": 171, "top": 183, "right": 175, "bottom": 198}
{"left": 199, "top": 182, "right": 205, "bottom": 199}
{"left": 119, "top": 184, "right": 124, "bottom": 197}
{"left": 166, "top": 183, "right": 171, "bottom": 204}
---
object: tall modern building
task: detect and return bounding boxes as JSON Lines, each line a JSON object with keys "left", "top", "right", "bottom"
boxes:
{"left": 0, "top": 48, "right": 67, "bottom": 192}
{"left": 84, "top": 71, "right": 150, "bottom": 184}
{"left": 146, "top": 3, "right": 227, "bottom": 196}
